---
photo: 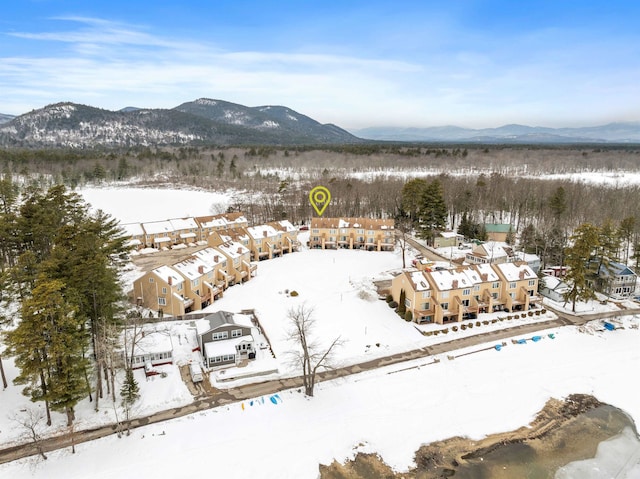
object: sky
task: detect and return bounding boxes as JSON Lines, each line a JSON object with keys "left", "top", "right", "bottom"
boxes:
{"left": 1, "top": 0, "right": 640, "bottom": 129}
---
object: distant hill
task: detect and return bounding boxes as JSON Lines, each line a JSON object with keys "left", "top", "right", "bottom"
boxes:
{"left": 0, "top": 99, "right": 361, "bottom": 148}
{"left": 352, "top": 122, "right": 640, "bottom": 143}
{"left": 0, "top": 113, "right": 15, "bottom": 125}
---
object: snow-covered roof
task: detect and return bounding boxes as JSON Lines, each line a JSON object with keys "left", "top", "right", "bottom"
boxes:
{"left": 247, "top": 224, "right": 279, "bottom": 240}
{"left": 216, "top": 241, "right": 249, "bottom": 259}
{"left": 120, "top": 222, "right": 145, "bottom": 237}
{"left": 276, "top": 220, "right": 296, "bottom": 232}
{"left": 439, "top": 231, "right": 460, "bottom": 239}
{"left": 192, "top": 247, "right": 227, "bottom": 266}
{"left": 123, "top": 328, "right": 174, "bottom": 356}
{"left": 409, "top": 271, "right": 430, "bottom": 291}
{"left": 142, "top": 220, "right": 174, "bottom": 235}
{"left": 477, "top": 241, "right": 511, "bottom": 258}
{"left": 197, "top": 311, "right": 254, "bottom": 335}
{"left": 152, "top": 265, "right": 184, "bottom": 285}
{"left": 473, "top": 263, "right": 500, "bottom": 282}
{"left": 430, "top": 268, "right": 476, "bottom": 291}
{"left": 494, "top": 262, "right": 537, "bottom": 282}
{"left": 172, "top": 257, "right": 213, "bottom": 280}
{"left": 170, "top": 217, "right": 198, "bottom": 231}
{"left": 541, "top": 275, "right": 569, "bottom": 291}
{"left": 204, "top": 335, "right": 255, "bottom": 358}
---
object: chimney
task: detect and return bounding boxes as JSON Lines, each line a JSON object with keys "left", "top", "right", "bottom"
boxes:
{"left": 481, "top": 273, "right": 488, "bottom": 281}
{"left": 214, "top": 255, "right": 219, "bottom": 263}
{"left": 198, "top": 265, "right": 204, "bottom": 274}
{"left": 263, "top": 230, "right": 268, "bottom": 237}
{"left": 237, "top": 247, "right": 242, "bottom": 254}
{"left": 452, "top": 280, "right": 458, "bottom": 289}
{"left": 519, "top": 270, "right": 526, "bottom": 280}
{"left": 168, "top": 276, "right": 173, "bottom": 285}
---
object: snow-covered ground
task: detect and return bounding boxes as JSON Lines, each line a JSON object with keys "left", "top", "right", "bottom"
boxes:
{"left": 2, "top": 319, "right": 639, "bottom": 479}
{"left": 2, "top": 185, "right": 640, "bottom": 477}
{"left": 77, "top": 186, "right": 237, "bottom": 222}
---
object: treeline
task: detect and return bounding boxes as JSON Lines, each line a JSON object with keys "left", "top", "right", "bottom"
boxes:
{"left": 0, "top": 180, "right": 130, "bottom": 426}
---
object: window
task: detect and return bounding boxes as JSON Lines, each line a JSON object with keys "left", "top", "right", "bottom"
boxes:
{"left": 212, "top": 331, "right": 229, "bottom": 341}
{"left": 367, "top": 230, "right": 374, "bottom": 236}
{"left": 312, "top": 229, "right": 319, "bottom": 234}
{"left": 529, "top": 290, "right": 534, "bottom": 296}
{"left": 492, "top": 292, "right": 498, "bottom": 299}
{"left": 528, "top": 279, "right": 536, "bottom": 286}
{"left": 441, "top": 302, "right": 449, "bottom": 310}
{"left": 474, "top": 285, "right": 480, "bottom": 292}
{"left": 177, "top": 283, "right": 183, "bottom": 291}
{"left": 162, "top": 287, "right": 167, "bottom": 294}
{"left": 357, "top": 229, "right": 364, "bottom": 234}
{"left": 441, "top": 291, "right": 449, "bottom": 299}
{"left": 158, "top": 297, "right": 166, "bottom": 306}
{"left": 462, "top": 299, "right": 470, "bottom": 307}
{"left": 509, "top": 282, "right": 517, "bottom": 289}
{"left": 422, "top": 291, "right": 431, "bottom": 298}
{"left": 404, "top": 298, "right": 411, "bottom": 308}
{"left": 231, "top": 329, "right": 243, "bottom": 338}
{"left": 492, "top": 282, "right": 500, "bottom": 289}
{"left": 462, "top": 288, "right": 471, "bottom": 296}
{"left": 149, "top": 277, "right": 154, "bottom": 283}
{"left": 421, "top": 302, "right": 430, "bottom": 311}
{"left": 330, "top": 229, "right": 337, "bottom": 234}
{"left": 192, "top": 279, "right": 199, "bottom": 287}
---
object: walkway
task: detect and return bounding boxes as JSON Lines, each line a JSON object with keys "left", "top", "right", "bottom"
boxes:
{"left": 1, "top": 307, "right": 638, "bottom": 465}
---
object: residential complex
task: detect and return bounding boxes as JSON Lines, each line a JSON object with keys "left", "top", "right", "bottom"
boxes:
{"left": 391, "top": 262, "right": 541, "bottom": 324}
{"left": 308, "top": 217, "right": 395, "bottom": 251}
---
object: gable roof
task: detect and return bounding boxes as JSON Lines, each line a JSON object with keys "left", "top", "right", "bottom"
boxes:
{"left": 494, "top": 262, "right": 537, "bottom": 282}
{"left": 172, "top": 256, "right": 213, "bottom": 280}
{"left": 429, "top": 268, "right": 476, "bottom": 291}
{"left": 197, "top": 311, "right": 254, "bottom": 335}
{"left": 598, "top": 261, "right": 637, "bottom": 277}
{"left": 152, "top": 265, "right": 184, "bottom": 286}
{"left": 472, "top": 263, "right": 501, "bottom": 282}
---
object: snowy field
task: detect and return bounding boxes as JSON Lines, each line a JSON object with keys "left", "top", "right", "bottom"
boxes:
{"left": 77, "top": 186, "right": 237, "bottom": 222}
{"left": 2, "top": 320, "right": 639, "bottom": 479}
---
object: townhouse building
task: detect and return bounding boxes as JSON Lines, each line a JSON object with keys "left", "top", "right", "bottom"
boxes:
{"left": 391, "top": 262, "right": 541, "bottom": 324}
{"left": 309, "top": 217, "right": 395, "bottom": 251}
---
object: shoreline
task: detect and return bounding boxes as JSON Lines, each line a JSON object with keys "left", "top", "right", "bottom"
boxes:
{"left": 320, "top": 394, "right": 639, "bottom": 478}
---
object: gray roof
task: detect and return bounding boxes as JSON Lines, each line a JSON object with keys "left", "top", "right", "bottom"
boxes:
{"left": 202, "top": 311, "right": 236, "bottom": 332}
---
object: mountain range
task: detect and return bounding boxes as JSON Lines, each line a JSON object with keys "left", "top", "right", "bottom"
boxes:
{"left": 0, "top": 99, "right": 359, "bottom": 148}
{"left": 352, "top": 123, "right": 640, "bottom": 143}
{"left": 1, "top": 99, "right": 640, "bottom": 147}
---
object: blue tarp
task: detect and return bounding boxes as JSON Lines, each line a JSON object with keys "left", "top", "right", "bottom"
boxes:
{"left": 531, "top": 336, "right": 542, "bottom": 342}
{"left": 604, "top": 322, "right": 616, "bottom": 331}
{"left": 516, "top": 339, "right": 527, "bottom": 345}
{"left": 495, "top": 344, "right": 502, "bottom": 351}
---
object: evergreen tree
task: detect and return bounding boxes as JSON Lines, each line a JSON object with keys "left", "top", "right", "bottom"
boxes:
{"left": 5, "top": 276, "right": 89, "bottom": 426}
{"left": 398, "top": 289, "right": 406, "bottom": 314}
{"left": 548, "top": 186, "right": 567, "bottom": 220}
{"left": 401, "top": 178, "right": 427, "bottom": 223}
{"left": 618, "top": 216, "right": 636, "bottom": 263}
{"left": 563, "top": 223, "right": 600, "bottom": 312}
{"left": 418, "top": 179, "right": 447, "bottom": 244}
{"left": 120, "top": 367, "right": 140, "bottom": 434}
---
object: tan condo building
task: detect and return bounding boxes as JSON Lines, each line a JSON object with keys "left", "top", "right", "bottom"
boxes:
{"left": 309, "top": 217, "right": 395, "bottom": 251}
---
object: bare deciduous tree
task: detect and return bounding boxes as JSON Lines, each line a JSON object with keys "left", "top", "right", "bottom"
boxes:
{"left": 286, "top": 304, "right": 341, "bottom": 397}
{"left": 11, "top": 407, "right": 49, "bottom": 460}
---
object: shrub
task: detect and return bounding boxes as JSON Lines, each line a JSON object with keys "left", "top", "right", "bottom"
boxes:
{"left": 404, "top": 311, "right": 413, "bottom": 322}
{"left": 433, "top": 330, "right": 440, "bottom": 335}
{"left": 461, "top": 324, "right": 467, "bottom": 330}
{"left": 491, "top": 319, "right": 497, "bottom": 324}
{"left": 535, "top": 310, "right": 541, "bottom": 316}
{"left": 476, "top": 321, "right": 481, "bottom": 327}
{"left": 468, "top": 323, "right": 474, "bottom": 328}
{"left": 507, "top": 315, "right": 512, "bottom": 320}
{"left": 290, "top": 290, "right": 299, "bottom": 297}
{"left": 425, "top": 331, "right": 433, "bottom": 336}
{"left": 442, "top": 328, "right": 449, "bottom": 334}
{"left": 482, "top": 320, "right": 489, "bottom": 325}
{"left": 521, "top": 313, "right": 527, "bottom": 318}
{"left": 388, "top": 301, "right": 398, "bottom": 309}
{"left": 541, "top": 309, "right": 547, "bottom": 314}
{"left": 386, "top": 294, "right": 393, "bottom": 303}
{"left": 499, "top": 317, "right": 505, "bottom": 321}
{"left": 452, "top": 326, "right": 458, "bottom": 332}
{"left": 528, "top": 311, "right": 533, "bottom": 317}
